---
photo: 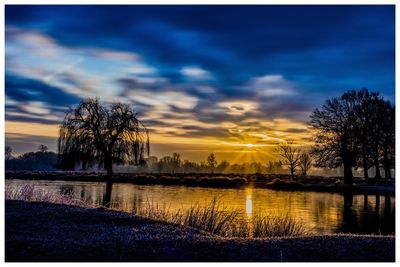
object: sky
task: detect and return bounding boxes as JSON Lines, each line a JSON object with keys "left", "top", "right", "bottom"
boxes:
{"left": 5, "top": 5, "right": 395, "bottom": 163}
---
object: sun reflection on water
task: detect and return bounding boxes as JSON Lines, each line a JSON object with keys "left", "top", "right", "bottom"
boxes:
{"left": 246, "top": 188, "right": 253, "bottom": 218}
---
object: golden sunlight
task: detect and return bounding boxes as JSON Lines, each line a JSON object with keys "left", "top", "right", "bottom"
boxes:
{"left": 244, "top": 143, "right": 255, "bottom": 148}
{"left": 246, "top": 188, "right": 253, "bottom": 218}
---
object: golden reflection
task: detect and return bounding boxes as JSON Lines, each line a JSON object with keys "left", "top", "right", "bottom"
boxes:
{"left": 246, "top": 188, "right": 253, "bottom": 218}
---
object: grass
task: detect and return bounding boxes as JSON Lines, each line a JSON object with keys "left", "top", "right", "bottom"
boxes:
{"left": 251, "top": 213, "right": 308, "bottom": 238}
{"left": 5, "top": 184, "right": 307, "bottom": 238}
{"left": 181, "top": 199, "right": 240, "bottom": 236}
{"left": 5, "top": 183, "right": 91, "bottom": 208}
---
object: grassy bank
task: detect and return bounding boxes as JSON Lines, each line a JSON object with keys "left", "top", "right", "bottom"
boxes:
{"left": 5, "top": 171, "right": 395, "bottom": 194}
{"left": 5, "top": 200, "right": 395, "bottom": 262}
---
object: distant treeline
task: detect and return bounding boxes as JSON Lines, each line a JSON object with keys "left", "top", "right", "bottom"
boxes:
{"left": 141, "top": 153, "right": 286, "bottom": 174}
{"left": 5, "top": 146, "right": 286, "bottom": 174}
{"left": 5, "top": 152, "right": 58, "bottom": 171}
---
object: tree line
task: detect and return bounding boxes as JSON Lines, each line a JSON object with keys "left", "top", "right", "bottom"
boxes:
{"left": 310, "top": 88, "right": 394, "bottom": 185}
{"left": 5, "top": 145, "right": 59, "bottom": 171}
{"left": 143, "top": 153, "right": 285, "bottom": 174}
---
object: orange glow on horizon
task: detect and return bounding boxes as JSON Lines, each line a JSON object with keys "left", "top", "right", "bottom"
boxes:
{"left": 5, "top": 119, "right": 314, "bottom": 162}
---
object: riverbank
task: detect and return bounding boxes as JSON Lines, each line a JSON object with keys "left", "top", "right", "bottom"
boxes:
{"left": 5, "top": 200, "right": 395, "bottom": 262}
{"left": 5, "top": 171, "right": 395, "bottom": 195}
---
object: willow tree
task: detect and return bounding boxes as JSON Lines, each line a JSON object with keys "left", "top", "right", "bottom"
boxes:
{"left": 58, "top": 98, "right": 150, "bottom": 177}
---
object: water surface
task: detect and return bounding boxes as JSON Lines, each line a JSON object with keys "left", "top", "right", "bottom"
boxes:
{"left": 6, "top": 179, "right": 395, "bottom": 235}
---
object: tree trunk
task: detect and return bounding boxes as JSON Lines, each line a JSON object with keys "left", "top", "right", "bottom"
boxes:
{"left": 383, "top": 147, "right": 391, "bottom": 179}
{"left": 373, "top": 154, "right": 381, "bottom": 179}
{"left": 104, "top": 154, "right": 113, "bottom": 177}
{"left": 362, "top": 155, "right": 369, "bottom": 179}
{"left": 103, "top": 181, "right": 113, "bottom": 208}
{"left": 343, "top": 160, "right": 353, "bottom": 186}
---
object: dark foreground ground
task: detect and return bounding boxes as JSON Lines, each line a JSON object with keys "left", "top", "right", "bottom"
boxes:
{"left": 5, "top": 200, "right": 395, "bottom": 262}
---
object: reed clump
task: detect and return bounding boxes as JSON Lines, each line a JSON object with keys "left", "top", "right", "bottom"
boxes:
{"left": 5, "top": 184, "right": 91, "bottom": 208}
{"left": 130, "top": 197, "right": 307, "bottom": 238}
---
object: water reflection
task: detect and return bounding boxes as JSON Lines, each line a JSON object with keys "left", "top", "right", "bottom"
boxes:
{"left": 103, "top": 181, "right": 113, "bottom": 207}
{"left": 6, "top": 180, "right": 395, "bottom": 235}
{"left": 245, "top": 188, "right": 253, "bottom": 218}
{"left": 341, "top": 192, "right": 395, "bottom": 235}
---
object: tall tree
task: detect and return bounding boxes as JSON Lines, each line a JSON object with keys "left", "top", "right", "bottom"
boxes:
{"left": 380, "top": 102, "right": 395, "bottom": 179}
{"left": 278, "top": 141, "right": 301, "bottom": 176}
{"left": 171, "top": 153, "right": 182, "bottom": 173}
{"left": 352, "top": 89, "right": 378, "bottom": 179}
{"left": 207, "top": 153, "right": 217, "bottom": 173}
{"left": 299, "top": 152, "right": 312, "bottom": 175}
{"left": 216, "top": 160, "right": 230, "bottom": 173}
{"left": 310, "top": 92, "right": 358, "bottom": 185}
{"left": 58, "top": 98, "right": 149, "bottom": 176}
{"left": 367, "top": 97, "right": 386, "bottom": 178}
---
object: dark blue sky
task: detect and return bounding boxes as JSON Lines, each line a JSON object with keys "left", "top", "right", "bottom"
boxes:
{"left": 5, "top": 5, "right": 396, "bottom": 157}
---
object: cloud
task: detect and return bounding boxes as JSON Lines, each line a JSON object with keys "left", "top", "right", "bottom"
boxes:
{"left": 86, "top": 49, "right": 140, "bottom": 61}
{"left": 5, "top": 73, "right": 80, "bottom": 107}
{"left": 5, "top": 26, "right": 160, "bottom": 101}
{"left": 180, "top": 66, "right": 213, "bottom": 80}
{"left": 249, "top": 75, "right": 297, "bottom": 97}
{"left": 125, "top": 65, "right": 157, "bottom": 75}
{"left": 125, "top": 89, "right": 198, "bottom": 110}
{"left": 194, "top": 85, "right": 216, "bottom": 94}
{"left": 216, "top": 100, "right": 259, "bottom": 116}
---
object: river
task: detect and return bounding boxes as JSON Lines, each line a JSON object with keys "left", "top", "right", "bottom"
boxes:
{"left": 5, "top": 179, "right": 395, "bottom": 235}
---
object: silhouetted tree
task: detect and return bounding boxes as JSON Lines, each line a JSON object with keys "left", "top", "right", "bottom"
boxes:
{"left": 5, "top": 146, "right": 12, "bottom": 160}
{"left": 216, "top": 160, "right": 229, "bottom": 173}
{"left": 367, "top": 97, "right": 386, "bottom": 179}
{"left": 352, "top": 89, "right": 378, "bottom": 179}
{"left": 310, "top": 92, "right": 358, "bottom": 185}
{"left": 299, "top": 152, "right": 312, "bottom": 175}
{"left": 157, "top": 153, "right": 181, "bottom": 173}
{"left": 381, "top": 103, "right": 395, "bottom": 179}
{"left": 171, "top": 153, "right": 181, "bottom": 172}
{"left": 207, "top": 153, "right": 217, "bottom": 173}
{"left": 266, "top": 160, "right": 283, "bottom": 174}
{"left": 183, "top": 160, "right": 199, "bottom": 173}
{"left": 341, "top": 89, "right": 394, "bottom": 179}
{"left": 58, "top": 98, "right": 149, "bottom": 176}
{"left": 6, "top": 151, "right": 58, "bottom": 171}
{"left": 278, "top": 141, "right": 301, "bottom": 175}
{"left": 38, "top": 144, "right": 48, "bottom": 153}
{"left": 249, "top": 162, "right": 263, "bottom": 173}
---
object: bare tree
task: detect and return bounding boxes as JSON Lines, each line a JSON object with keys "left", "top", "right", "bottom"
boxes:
{"left": 207, "top": 153, "right": 217, "bottom": 173}
{"left": 299, "top": 152, "right": 312, "bottom": 175}
{"left": 278, "top": 141, "right": 301, "bottom": 176}
{"left": 58, "top": 98, "right": 149, "bottom": 176}
{"left": 5, "top": 146, "right": 12, "bottom": 160}
{"left": 310, "top": 92, "right": 358, "bottom": 185}
{"left": 381, "top": 103, "right": 395, "bottom": 179}
{"left": 352, "top": 89, "right": 378, "bottom": 179}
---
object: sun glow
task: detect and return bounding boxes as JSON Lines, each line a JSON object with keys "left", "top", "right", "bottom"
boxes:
{"left": 244, "top": 143, "right": 255, "bottom": 148}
